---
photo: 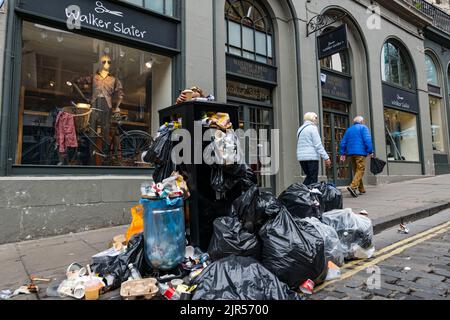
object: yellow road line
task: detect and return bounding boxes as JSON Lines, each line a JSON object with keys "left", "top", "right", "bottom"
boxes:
{"left": 315, "top": 224, "right": 450, "bottom": 293}
{"left": 340, "top": 220, "right": 450, "bottom": 270}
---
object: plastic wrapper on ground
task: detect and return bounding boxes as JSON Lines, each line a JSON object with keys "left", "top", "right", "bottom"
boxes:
{"left": 301, "top": 217, "right": 345, "bottom": 267}
{"left": 208, "top": 217, "right": 261, "bottom": 261}
{"left": 278, "top": 183, "right": 323, "bottom": 219}
{"left": 191, "top": 256, "right": 302, "bottom": 300}
{"left": 259, "top": 207, "right": 328, "bottom": 288}
{"left": 321, "top": 208, "right": 374, "bottom": 259}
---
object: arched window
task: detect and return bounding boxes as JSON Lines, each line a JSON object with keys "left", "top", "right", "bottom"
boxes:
{"left": 381, "top": 41, "right": 413, "bottom": 89}
{"left": 225, "top": 0, "right": 273, "bottom": 65}
{"left": 425, "top": 53, "right": 439, "bottom": 87}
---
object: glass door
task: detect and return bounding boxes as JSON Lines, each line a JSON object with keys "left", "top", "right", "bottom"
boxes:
{"left": 236, "top": 103, "right": 275, "bottom": 193}
{"left": 323, "top": 99, "right": 351, "bottom": 186}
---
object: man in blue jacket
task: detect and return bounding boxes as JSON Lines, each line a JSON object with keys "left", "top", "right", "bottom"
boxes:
{"left": 340, "top": 116, "right": 374, "bottom": 198}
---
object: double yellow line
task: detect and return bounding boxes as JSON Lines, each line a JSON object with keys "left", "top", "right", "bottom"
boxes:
{"left": 315, "top": 220, "right": 450, "bottom": 292}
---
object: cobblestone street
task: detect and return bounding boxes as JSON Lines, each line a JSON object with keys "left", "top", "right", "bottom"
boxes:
{"left": 311, "top": 222, "right": 450, "bottom": 300}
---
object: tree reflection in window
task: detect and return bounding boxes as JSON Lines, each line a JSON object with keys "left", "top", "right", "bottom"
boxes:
{"left": 225, "top": 0, "right": 274, "bottom": 65}
{"left": 381, "top": 41, "right": 413, "bottom": 89}
{"left": 425, "top": 53, "right": 440, "bottom": 87}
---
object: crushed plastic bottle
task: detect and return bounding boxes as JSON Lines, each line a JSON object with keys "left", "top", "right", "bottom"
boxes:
{"left": 128, "top": 264, "right": 142, "bottom": 280}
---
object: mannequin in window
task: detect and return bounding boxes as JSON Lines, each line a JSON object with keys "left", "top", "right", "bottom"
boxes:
{"left": 74, "top": 55, "right": 124, "bottom": 164}
{"left": 393, "top": 114, "right": 403, "bottom": 160}
{"left": 385, "top": 114, "right": 394, "bottom": 159}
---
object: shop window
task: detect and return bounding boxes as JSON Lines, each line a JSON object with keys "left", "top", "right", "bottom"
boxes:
{"left": 429, "top": 96, "right": 446, "bottom": 153}
{"left": 17, "top": 21, "right": 172, "bottom": 168}
{"left": 225, "top": 0, "right": 274, "bottom": 65}
{"left": 425, "top": 54, "right": 439, "bottom": 86}
{"left": 381, "top": 41, "right": 413, "bottom": 90}
{"left": 121, "top": 0, "right": 174, "bottom": 17}
{"left": 384, "top": 108, "right": 420, "bottom": 162}
{"left": 320, "top": 51, "right": 350, "bottom": 74}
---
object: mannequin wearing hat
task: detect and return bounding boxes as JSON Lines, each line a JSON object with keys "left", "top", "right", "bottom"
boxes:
{"left": 74, "top": 55, "right": 124, "bottom": 164}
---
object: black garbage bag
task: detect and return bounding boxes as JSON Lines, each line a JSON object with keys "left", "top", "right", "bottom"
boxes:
{"left": 153, "top": 159, "right": 176, "bottom": 184}
{"left": 232, "top": 186, "right": 282, "bottom": 234}
{"left": 212, "top": 164, "right": 257, "bottom": 196}
{"left": 145, "top": 128, "right": 176, "bottom": 183}
{"left": 90, "top": 233, "right": 150, "bottom": 290}
{"left": 321, "top": 209, "right": 374, "bottom": 259}
{"left": 144, "top": 128, "right": 172, "bottom": 164}
{"left": 308, "top": 182, "right": 343, "bottom": 212}
{"left": 259, "top": 207, "right": 328, "bottom": 288}
{"left": 192, "top": 256, "right": 302, "bottom": 300}
{"left": 370, "top": 157, "right": 387, "bottom": 175}
{"left": 222, "top": 164, "right": 258, "bottom": 192}
{"left": 208, "top": 217, "right": 261, "bottom": 261}
{"left": 278, "top": 183, "right": 322, "bottom": 219}
{"left": 301, "top": 217, "right": 345, "bottom": 267}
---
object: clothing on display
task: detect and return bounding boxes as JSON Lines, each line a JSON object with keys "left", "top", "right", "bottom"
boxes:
{"left": 55, "top": 112, "right": 78, "bottom": 153}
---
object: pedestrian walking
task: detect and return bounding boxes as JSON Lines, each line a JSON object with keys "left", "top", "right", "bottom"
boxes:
{"left": 297, "top": 112, "right": 331, "bottom": 186}
{"left": 339, "top": 116, "right": 374, "bottom": 198}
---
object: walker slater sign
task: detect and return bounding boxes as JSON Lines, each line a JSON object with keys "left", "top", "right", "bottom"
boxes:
{"left": 317, "top": 24, "right": 348, "bottom": 60}
{"left": 383, "top": 83, "right": 418, "bottom": 114}
{"left": 226, "top": 54, "right": 277, "bottom": 86}
{"left": 16, "top": 0, "right": 179, "bottom": 52}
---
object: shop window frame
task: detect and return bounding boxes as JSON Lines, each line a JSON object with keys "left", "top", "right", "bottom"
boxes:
{"left": 383, "top": 106, "right": 421, "bottom": 164}
{"left": 424, "top": 50, "right": 448, "bottom": 155}
{"left": 1, "top": 4, "right": 182, "bottom": 176}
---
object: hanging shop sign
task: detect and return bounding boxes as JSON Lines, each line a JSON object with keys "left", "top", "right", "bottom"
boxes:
{"left": 321, "top": 70, "right": 352, "bottom": 102}
{"left": 383, "top": 83, "right": 418, "bottom": 113}
{"left": 226, "top": 54, "right": 277, "bottom": 86}
{"left": 16, "top": 0, "right": 179, "bottom": 52}
{"left": 226, "top": 80, "right": 272, "bottom": 103}
{"left": 317, "top": 24, "right": 348, "bottom": 60}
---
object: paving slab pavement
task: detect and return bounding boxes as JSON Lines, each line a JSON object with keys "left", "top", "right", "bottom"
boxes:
{"left": 1, "top": 175, "right": 450, "bottom": 300}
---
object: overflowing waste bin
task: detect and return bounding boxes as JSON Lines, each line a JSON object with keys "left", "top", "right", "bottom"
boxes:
{"left": 140, "top": 197, "right": 186, "bottom": 271}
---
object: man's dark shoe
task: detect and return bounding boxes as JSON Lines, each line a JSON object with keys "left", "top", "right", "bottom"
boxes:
{"left": 359, "top": 191, "right": 366, "bottom": 195}
{"left": 347, "top": 187, "right": 358, "bottom": 198}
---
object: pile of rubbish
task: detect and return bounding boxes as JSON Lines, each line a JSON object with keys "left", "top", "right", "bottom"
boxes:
{"left": 1, "top": 109, "right": 376, "bottom": 301}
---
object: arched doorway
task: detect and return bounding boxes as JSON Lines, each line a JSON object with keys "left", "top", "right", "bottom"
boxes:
{"left": 224, "top": 0, "right": 277, "bottom": 191}
{"left": 318, "top": 9, "right": 370, "bottom": 187}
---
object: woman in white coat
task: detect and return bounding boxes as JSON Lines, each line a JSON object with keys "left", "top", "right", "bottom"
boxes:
{"left": 297, "top": 112, "right": 331, "bottom": 185}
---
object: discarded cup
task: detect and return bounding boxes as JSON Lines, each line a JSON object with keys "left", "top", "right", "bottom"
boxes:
{"left": 170, "top": 279, "right": 184, "bottom": 288}
{"left": 185, "top": 246, "right": 195, "bottom": 259}
{"left": 85, "top": 280, "right": 103, "bottom": 300}
{"left": 299, "top": 279, "right": 315, "bottom": 295}
{"left": 66, "top": 263, "right": 87, "bottom": 280}
{"left": 73, "top": 284, "right": 85, "bottom": 299}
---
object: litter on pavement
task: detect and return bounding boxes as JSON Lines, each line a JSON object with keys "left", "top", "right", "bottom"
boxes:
{"left": 8, "top": 105, "right": 377, "bottom": 301}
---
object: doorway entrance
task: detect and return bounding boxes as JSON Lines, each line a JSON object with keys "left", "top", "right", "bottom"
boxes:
{"left": 322, "top": 98, "right": 351, "bottom": 186}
